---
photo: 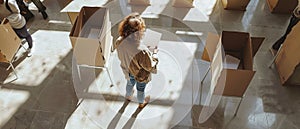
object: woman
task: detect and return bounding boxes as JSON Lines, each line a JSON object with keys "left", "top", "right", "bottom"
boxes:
{"left": 272, "top": 1, "right": 300, "bottom": 51}
{"left": 0, "top": 0, "right": 33, "bottom": 56}
{"left": 116, "top": 12, "right": 158, "bottom": 108}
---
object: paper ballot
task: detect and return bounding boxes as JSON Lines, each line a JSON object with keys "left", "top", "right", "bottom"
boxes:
{"left": 142, "top": 29, "right": 162, "bottom": 51}
{"left": 224, "top": 55, "right": 240, "bottom": 69}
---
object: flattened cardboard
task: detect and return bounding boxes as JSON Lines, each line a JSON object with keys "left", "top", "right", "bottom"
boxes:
{"left": 202, "top": 33, "right": 220, "bottom": 62}
{"left": 221, "top": 0, "right": 250, "bottom": 11}
{"left": 275, "top": 22, "right": 300, "bottom": 85}
{"left": 128, "top": 0, "right": 150, "bottom": 5}
{"left": 266, "top": 0, "right": 298, "bottom": 13}
{"left": 0, "top": 20, "right": 21, "bottom": 62}
{"left": 172, "top": 0, "right": 194, "bottom": 8}
{"left": 69, "top": 7, "right": 112, "bottom": 67}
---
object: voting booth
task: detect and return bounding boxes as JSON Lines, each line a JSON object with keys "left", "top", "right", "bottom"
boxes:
{"left": 69, "top": 7, "right": 113, "bottom": 85}
{"left": 221, "top": 0, "right": 250, "bottom": 11}
{"left": 172, "top": 0, "right": 194, "bottom": 8}
{"left": 201, "top": 31, "right": 264, "bottom": 116}
{"left": 0, "top": 19, "right": 27, "bottom": 83}
{"left": 273, "top": 22, "right": 300, "bottom": 86}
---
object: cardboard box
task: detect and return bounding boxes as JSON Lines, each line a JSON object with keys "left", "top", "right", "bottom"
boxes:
{"left": 0, "top": 19, "right": 21, "bottom": 63}
{"left": 203, "top": 31, "right": 264, "bottom": 97}
{"left": 221, "top": 0, "right": 250, "bottom": 11}
{"left": 60, "top": 0, "right": 108, "bottom": 25}
{"left": 266, "top": 0, "right": 298, "bottom": 13}
{"left": 69, "top": 7, "right": 112, "bottom": 67}
{"left": 172, "top": 0, "right": 194, "bottom": 8}
{"left": 128, "top": 0, "right": 150, "bottom": 5}
{"left": 275, "top": 22, "right": 300, "bottom": 85}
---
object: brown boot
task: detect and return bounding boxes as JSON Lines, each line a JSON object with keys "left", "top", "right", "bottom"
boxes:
{"left": 138, "top": 96, "right": 150, "bottom": 108}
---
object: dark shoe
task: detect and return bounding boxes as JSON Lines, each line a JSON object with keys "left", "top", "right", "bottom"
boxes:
{"left": 41, "top": 11, "right": 48, "bottom": 19}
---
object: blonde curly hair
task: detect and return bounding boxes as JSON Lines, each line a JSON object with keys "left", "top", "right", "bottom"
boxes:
{"left": 118, "top": 12, "right": 146, "bottom": 41}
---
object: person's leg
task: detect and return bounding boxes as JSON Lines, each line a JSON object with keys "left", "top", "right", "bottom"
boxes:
{"left": 13, "top": 26, "right": 33, "bottom": 49}
{"left": 31, "top": 0, "right": 47, "bottom": 19}
{"left": 272, "top": 15, "right": 300, "bottom": 50}
{"left": 136, "top": 82, "right": 149, "bottom": 108}
{"left": 31, "top": 0, "right": 46, "bottom": 11}
{"left": 125, "top": 74, "right": 136, "bottom": 100}
{"left": 16, "top": 0, "right": 34, "bottom": 21}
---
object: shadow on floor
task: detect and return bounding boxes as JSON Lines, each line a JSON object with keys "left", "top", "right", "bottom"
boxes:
{"left": 0, "top": 51, "right": 29, "bottom": 84}
{"left": 122, "top": 104, "right": 147, "bottom": 129}
{"left": 107, "top": 99, "right": 131, "bottom": 129}
{"left": 1, "top": 51, "right": 79, "bottom": 129}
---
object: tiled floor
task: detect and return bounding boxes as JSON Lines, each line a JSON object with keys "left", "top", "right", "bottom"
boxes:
{"left": 1, "top": 0, "right": 300, "bottom": 129}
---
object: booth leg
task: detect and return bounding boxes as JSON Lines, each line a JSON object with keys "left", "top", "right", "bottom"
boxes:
{"left": 104, "top": 67, "right": 114, "bottom": 87}
{"left": 234, "top": 97, "right": 244, "bottom": 117}
{"left": 2, "top": 62, "right": 19, "bottom": 84}
{"left": 201, "top": 66, "right": 211, "bottom": 84}
{"left": 269, "top": 45, "right": 283, "bottom": 68}
{"left": 199, "top": 83, "right": 203, "bottom": 105}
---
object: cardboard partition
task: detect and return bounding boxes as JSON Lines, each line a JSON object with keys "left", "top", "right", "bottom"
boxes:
{"left": 67, "top": 12, "right": 79, "bottom": 25}
{"left": 128, "top": 0, "right": 150, "bottom": 5}
{"left": 251, "top": 37, "right": 265, "bottom": 57}
{"left": 206, "top": 31, "right": 264, "bottom": 97}
{"left": 69, "top": 7, "right": 112, "bottom": 67}
{"left": 221, "top": 69, "right": 255, "bottom": 97}
{"left": 275, "top": 22, "right": 300, "bottom": 85}
{"left": 221, "top": 0, "right": 250, "bottom": 11}
{"left": 202, "top": 33, "right": 220, "bottom": 62}
{"left": 172, "top": 0, "right": 194, "bottom": 8}
{"left": 221, "top": 31, "right": 253, "bottom": 70}
{"left": 0, "top": 19, "right": 21, "bottom": 63}
{"left": 73, "top": 38, "right": 105, "bottom": 66}
{"left": 266, "top": 0, "right": 298, "bottom": 13}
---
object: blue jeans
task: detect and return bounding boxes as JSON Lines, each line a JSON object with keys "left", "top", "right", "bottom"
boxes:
{"left": 13, "top": 25, "right": 33, "bottom": 49}
{"left": 126, "top": 74, "right": 147, "bottom": 104}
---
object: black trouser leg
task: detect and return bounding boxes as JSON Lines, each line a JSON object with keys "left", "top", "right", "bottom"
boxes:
{"left": 272, "top": 14, "right": 300, "bottom": 50}
{"left": 31, "top": 0, "right": 46, "bottom": 12}
{"left": 16, "top": 0, "right": 34, "bottom": 21}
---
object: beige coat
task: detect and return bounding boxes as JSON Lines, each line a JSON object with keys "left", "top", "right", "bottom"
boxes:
{"left": 0, "top": 0, "right": 25, "bottom": 29}
{"left": 116, "top": 36, "right": 158, "bottom": 83}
